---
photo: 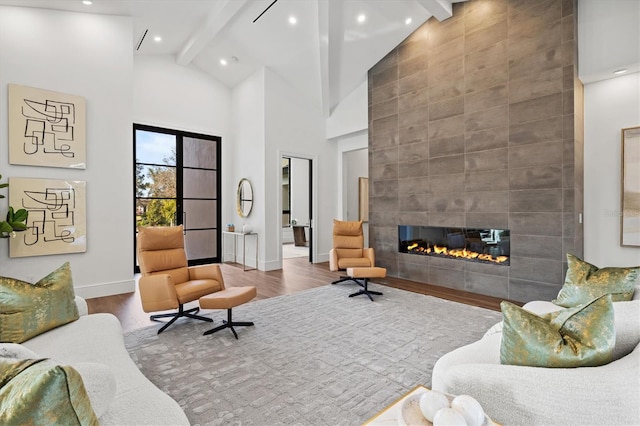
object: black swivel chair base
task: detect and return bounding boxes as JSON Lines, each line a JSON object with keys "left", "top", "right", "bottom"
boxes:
{"left": 332, "top": 276, "right": 364, "bottom": 286}
{"left": 348, "top": 278, "right": 383, "bottom": 302}
{"left": 151, "top": 304, "right": 213, "bottom": 334}
{"left": 203, "top": 308, "right": 254, "bottom": 339}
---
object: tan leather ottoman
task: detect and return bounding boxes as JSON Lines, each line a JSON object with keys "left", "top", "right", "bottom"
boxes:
{"left": 345, "top": 266, "right": 386, "bottom": 301}
{"left": 199, "top": 286, "right": 257, "bottom": 339}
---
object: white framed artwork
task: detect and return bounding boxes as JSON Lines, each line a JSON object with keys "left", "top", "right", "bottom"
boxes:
{"left": 9, "top": 178, "right": 87, "bottom": 258}
{"left": 622, "top": 126, "right": 640, "bottom": 247}
{"left": 8, "top": 84, "right": 86, "bottom": 169}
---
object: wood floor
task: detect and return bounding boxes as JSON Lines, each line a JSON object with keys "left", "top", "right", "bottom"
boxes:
{"left": 86, "top": 257, "right": 506, "bottom": 333}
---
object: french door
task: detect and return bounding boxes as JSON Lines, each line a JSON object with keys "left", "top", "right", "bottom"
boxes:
{"left": 133, "top": 124, "right": 221, "bottom": 272}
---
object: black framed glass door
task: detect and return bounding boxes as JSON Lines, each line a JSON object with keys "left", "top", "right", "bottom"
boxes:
{"left": 134, "top": 124, "right": 221, "bottom": 271}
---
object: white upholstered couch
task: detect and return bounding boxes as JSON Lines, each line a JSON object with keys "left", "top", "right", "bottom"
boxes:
{"left": 432, "top": 297, "right": 640, "bottom": 425}
{"left": 20, "top": 296, "right": 189, "bottom": 425}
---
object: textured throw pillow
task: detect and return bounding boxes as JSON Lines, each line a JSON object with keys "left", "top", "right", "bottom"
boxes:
{"left": 501, "top": 294, "right": 615, "bottom": 368}
{"left": 0, "top": 358, "right": 99, "bottom": 425}
{"left": 0, "top": 262, "right": 79, "bottom": 343}
{"left": 553, "top": 254, "right": 638, "bottom": 307}
{"left": 0, "top": 343, "right": 39, "bottom": 359}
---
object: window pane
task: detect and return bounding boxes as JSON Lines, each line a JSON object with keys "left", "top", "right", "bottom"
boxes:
{"left": 185, "top": 229, "right": 217, "bottom": 259}
{"left": 135, "top": 130, "right": 176, "bottom": 165}
{"left": 184, "top": 200, "right": 217, "bottom": 229}
{"left": 136, "top": 199, "right": 176, "bottom": 227}
{"left": 139, "top": 165, "right": 176, "bottom": 198}
{"left": 183, "top": 168, "right": 216, "bottom": 199}
{"left": 184, "top": 137, "right": 217, "bottom": 169}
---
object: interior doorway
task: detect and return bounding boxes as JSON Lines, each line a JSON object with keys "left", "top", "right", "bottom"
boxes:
{"left": 281, "top": 156, "right": 312, "bottom": 262}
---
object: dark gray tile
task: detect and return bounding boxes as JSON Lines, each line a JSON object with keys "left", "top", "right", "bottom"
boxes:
{"left": 465, "top": 40, "right": 508, "bottom": 74}
{"left": 428, "top": 194, "right": 466, "bottom": 213}
{"left": 370, "top": 211, "right": 399, "bottom": 227}
{"left": 429, "top": 154, "right": 465, "bottom": 175}
{"left": 398, "top": 176, "right": 430, "bottom": 194}
{"left": 399, "top": 89, "right": 429, "bottom": 113}
{"left": 465, "top": 20, "right": 508, "bottom": 54}
{"left": 399, "top": 123, "right": 429, "bottom": 146}
{"left": 509, "top": 166, "right": 562, "bottom": 190}
{"left": 429, "top": 267, "right": 466, "bottom": 291}
{"left": 398, "top": 259, "right": 428, "bottom": 283}
{"left": 429, "top": 96, "right": 465, "bottom": 122}
{"left": 510, "top": 189, "right": 563, "bottom": 212}
{"left": 509, "top": 256, "right": 564, "bottom": 285}
{"left": 465, "top": 170, "right": 510, "bottom": 192}
{"left": 371, "top": 180, "right": 399, "bottom": 198}
{"left": 466, "top": 212, "right": 509, "bottom": 229}
{"left": 465, "top": 105, "right": 508, "bottom": 133}
{"left": 399, "top": 211, "right": 429, "bottom": 226}
{"left": 509, "top": 212, "right": 563, "bottom": 236}
{"left": 428, "top": 115, "right": 465, "bottom": 139}
{"left": 370, "top": 129, "right": 398, "bottom": 150}
{"left": 509, "top": 67, "right": 563, "bottom": 104}
{"left": 509, "top": 47, "right": 563, "bottom": 80}
{"left": 509, "top": 278, "right": 561, "bottom": 303}
{"left": 562, "top": 189, "right": 574, "bottom": 212}
{"left": 509, "top": 234, "right": 563, "bottom": 259}
{"left": 509, "top": 93, "right": 562, "bottom": 125}
{"left": 371, "top": 65, "right": 398, "bottom": 88}
{"left": 465, "top": 84, "right": 508, "bottom": 113}
{"left": 430, "top": 173, "right": 465, "bottom": 194}
{"left": 465, "top": 271, "right": 509, "bottom": 299}
{"left": 399, "top": 54, "right": 429, "bottom": 79}
{"left": 464, "top": 259, "right": 509, "bottom": 277}
{"left": 398, "top": 160, "right": 429, "bottom": 178}
{"left": 399, "top": 141, "right": 429, "bottom": 163}
{"left": 563, "top": 212, "right": 575, "bottom": 238}
{"left": 399, "top": 70, "right": 429, "bottom": 95}
{"left": 372, "top": 98, "right": 398, "bottom": 120}
{"left": 429, "top": 37, "right": 465, "bottom": 69}
{"left": 370, "top": 163, "right": 398, "bottom": 181}
{"left": 465, "top": 127, "right": 509, "bottom": 152}
{"left": 371, "top": 82, "right": 398, "bottom": 106}
{"left": 430, "top": 135, "right": 465, "bottom": 157}
{"left": 466, "top": 191, "right": 509, "bottom": 213}
{"left": 465, "top": 63, "right": 509, "bottom": 95}
{"left": 465, "top": 148, "right": 508, "bottom": 172}
{"left": 429, "top": 212, "right": 466, "bottom": 227}
{"left": 509, "top": 116, "right": 563, "bottom": 146}
{"left": 372, "top": 147, "right": 398, "bottom": 166}
{"left": 372, "top": 114, "right": 398, "bottom": 134}
{"left": 429, "top": 78, "right": 466, "bottom": 104}
{"left": 370, "top": 195, "right": 400, "bottom": 212}
{"left": 400, "top": 193, "right": 430, "bottom": 211}
{"left": 508, "top": 141, "right": 564, "bottom": 169}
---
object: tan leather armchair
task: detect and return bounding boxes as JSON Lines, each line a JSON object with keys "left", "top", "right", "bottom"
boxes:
{"left": 329, "top": 219, "right": 374, "bottom": 284}
{"left": 137, "top": 225, "right": 219, "bottom": 334}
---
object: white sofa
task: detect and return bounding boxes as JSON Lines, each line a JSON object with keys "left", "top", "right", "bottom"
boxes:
{"left": 432, "top": 298, "right": 640, "bottom": 425}
{"left": 20, "top": 296, "right": 189, "bottom": 425}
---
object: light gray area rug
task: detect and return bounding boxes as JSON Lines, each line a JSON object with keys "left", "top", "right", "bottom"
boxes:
{"left": 124, "top": 284, "right": 501, "bottom": 426}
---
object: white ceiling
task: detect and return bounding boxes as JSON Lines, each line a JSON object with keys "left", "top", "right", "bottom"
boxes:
{"left": 0, "top": 0, "right": 465, "bottom": 116}
{"left": 0, "top": 0, "right": 637, "bottom": 116}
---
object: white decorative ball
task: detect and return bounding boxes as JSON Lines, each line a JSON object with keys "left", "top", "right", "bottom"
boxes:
{"left": 433, "top": 407, "right": 468, "bottom": 426}
{"left": 450, "top": 395, "right": 484, "bottom": 426}
{"left": 419, "top": 390, "right": 450, "bottom": 422}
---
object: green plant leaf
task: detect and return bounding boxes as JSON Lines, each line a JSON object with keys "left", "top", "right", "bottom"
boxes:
{"left": 0, "top": 221, "right": 12, "bottom": 234}
{"left": 11, "top": 208, "right": 28, "bottom": 223}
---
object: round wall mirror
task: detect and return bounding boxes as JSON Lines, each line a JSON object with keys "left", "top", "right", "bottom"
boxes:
{"left": 237, "top": 178, "right": 253, "bottom": 218}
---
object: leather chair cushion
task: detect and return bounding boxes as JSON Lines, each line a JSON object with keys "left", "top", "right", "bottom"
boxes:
{"left": 333, "top": 220, "right": 363, "bottom": 236}
{"left": 338, "top": 257, "right": 372, "bottom": 269}
{"left": 199, "top": 287, "right": 257, "bottom": 310}
{"left": 175, "top": 279, "right": 223, "bottom": 305}
{"left": 138, "top": 226, "right": 185, "bottom": 250}
{"left": 140, "top": 250, "right": 188, "bottom": 275}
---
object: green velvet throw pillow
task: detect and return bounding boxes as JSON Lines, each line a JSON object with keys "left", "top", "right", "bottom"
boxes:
{"left": 501, "top": 294, "right": 615, "bottom": 368}
{"left": 553, "top": 254, "right": 638, "bottom": 307}
{"left": 0, "top": 262, "right": 79, "bottom": 343}
{"left": 0, "top": 358, "right": 98, "bottom": 425}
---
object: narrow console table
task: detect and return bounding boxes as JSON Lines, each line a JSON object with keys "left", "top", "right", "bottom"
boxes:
{"left": 222, "top": 231, "right": 258, "bottom": 271}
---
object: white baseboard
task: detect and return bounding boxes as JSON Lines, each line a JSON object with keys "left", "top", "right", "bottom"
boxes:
{"left": 75, "top": 279, "right": 135, "bottom": 299}
{"left": 314, "top": 252, "right": 329, "bottom": 263}
{"left": 262, "top": 259, "right": 282, "bottom": 271}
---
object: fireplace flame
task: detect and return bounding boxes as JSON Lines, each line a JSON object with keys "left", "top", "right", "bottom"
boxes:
{"left": 407, "top": 244, "right": 508, "bottom": 264}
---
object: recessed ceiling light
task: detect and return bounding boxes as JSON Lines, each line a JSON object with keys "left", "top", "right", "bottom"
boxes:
{"left": 613, "top": 68, "right": 628, "bottom": 75}
{"left": 153, "top": 35, "right": 162, "bottom": 42}
{"left": 288, "top": 15, "right": 297, "bottom": 25}
{"left": 357, "top": 14, "right": 366, "bottom": 24}
{"left": 220, "top": 58, "right": 228, "bottom": 66}
{"left": 405, "top": 17, "right": 412, "bottom": 25}
{"left": 81, "top": 0, "right": 92, "bottom": 5}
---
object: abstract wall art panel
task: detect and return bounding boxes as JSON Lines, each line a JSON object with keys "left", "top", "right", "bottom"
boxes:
{"left": 622, "top": 127, "right": 640, "bottom": 247}
{"left": 8, "top": 84, "right": 86, "bottom": 169}
{"left": 9, "top": 178, "right": 87, "bottom": 258}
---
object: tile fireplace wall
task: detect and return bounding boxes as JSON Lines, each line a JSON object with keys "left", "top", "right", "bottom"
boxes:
{"left": 367, "top": 0, "right": 584, "bottom": 303}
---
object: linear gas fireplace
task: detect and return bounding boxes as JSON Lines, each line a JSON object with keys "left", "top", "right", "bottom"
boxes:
{"left": 399, "top": 225, "right": 510, "bottom": 266}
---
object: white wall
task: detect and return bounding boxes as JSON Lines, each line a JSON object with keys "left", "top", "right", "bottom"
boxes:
{"left": 0, "top": 6, "right": 134, "bottom": 297}
{"left": 229, "top": 69, "right": 266, "bottom": 267}
{"left": 584, "top": 71, "right": 640, "bottom": 267}
{"left": 326, "top": 81, "right": 368, "bottom": 139}
{"left": 264, "top": 68, "right": 335, "bottom": 268}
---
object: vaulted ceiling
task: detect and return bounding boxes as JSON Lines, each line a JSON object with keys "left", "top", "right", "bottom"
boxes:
{"left": 0, "top": 0, "right": 466, "bottom": 116}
